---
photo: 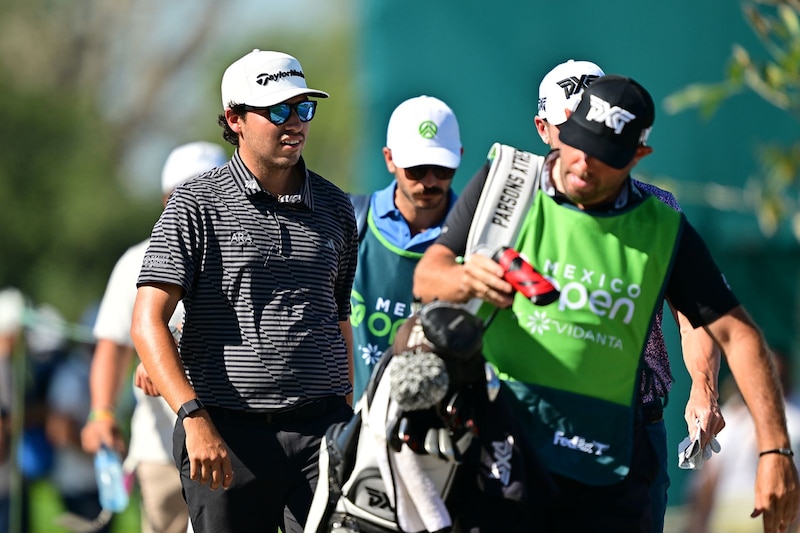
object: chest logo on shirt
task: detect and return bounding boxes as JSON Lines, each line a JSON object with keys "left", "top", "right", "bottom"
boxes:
{"left": 230, "top": 231, "right": 253, "bottom": 245}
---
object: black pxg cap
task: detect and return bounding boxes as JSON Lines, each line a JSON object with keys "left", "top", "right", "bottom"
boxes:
{"left": 559, "top": 75, "right": 655, "bottom": 169}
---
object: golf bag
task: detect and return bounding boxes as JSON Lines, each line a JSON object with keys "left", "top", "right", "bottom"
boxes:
{"left": 305, "top": 301, "right": 554, "bottom": 533}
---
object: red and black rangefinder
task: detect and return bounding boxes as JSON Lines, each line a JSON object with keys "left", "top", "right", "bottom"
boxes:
{"left": 493, "top": 247, "right": 560, "bottom": 306}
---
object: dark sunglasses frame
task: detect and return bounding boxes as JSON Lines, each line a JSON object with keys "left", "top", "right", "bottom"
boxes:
{"left": 403, "top": 164, "right": 456, "bottom": 181}
{"left": 244, "top": 100, "right": 317, "bottom": 126}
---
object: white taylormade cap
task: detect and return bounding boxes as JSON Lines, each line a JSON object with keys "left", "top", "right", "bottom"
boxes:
{"left": 537, "top": 59, "right": 605, "bottom": 125}
{"left": 386, "top": 95, "right": 462, "bottom": 169}
{"left": 221, "top": 49, "right": 329, "bottom": 110}
{"left": 161, "top": 141, "right": 227, "bottom": 194}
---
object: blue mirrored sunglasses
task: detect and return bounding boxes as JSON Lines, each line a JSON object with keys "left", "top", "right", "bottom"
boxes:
{"left": 244, "top": 100, "right": 317, "bottom": 125}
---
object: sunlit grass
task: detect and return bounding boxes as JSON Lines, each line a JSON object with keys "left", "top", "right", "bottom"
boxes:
{"left": 28, "top": 479, "right": 141, "bottom": 533}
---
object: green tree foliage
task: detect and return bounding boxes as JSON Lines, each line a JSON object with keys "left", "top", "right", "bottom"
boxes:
{"left": 665, "top": 0, "right": 800, "bottom": 240}
{"left": 0, "top": 1, "right": 356, "bottom": 322}
{"left": 293, "top": 31, "right": 361, "bottom": 193}
{"left": 0, "top": 80, "right": 160, "bottom": 320}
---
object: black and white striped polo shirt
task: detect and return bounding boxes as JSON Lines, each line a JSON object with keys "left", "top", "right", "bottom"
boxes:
{"left": 138, "top": 151, "right": 358, "bottom": 410}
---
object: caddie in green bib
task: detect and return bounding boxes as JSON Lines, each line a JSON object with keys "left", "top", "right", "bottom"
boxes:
{"left": 479, "top": 191, "right": 683, "bottom": 485}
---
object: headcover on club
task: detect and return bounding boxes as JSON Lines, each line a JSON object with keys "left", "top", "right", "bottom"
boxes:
{"left": 388, "top": 301, "right": 487, "bottom": 416}
{"left": 389, "top": 350, "right": 450, "bottom": 412}
{"left": 397, "top": 300, "right": 486, "bottom": 386}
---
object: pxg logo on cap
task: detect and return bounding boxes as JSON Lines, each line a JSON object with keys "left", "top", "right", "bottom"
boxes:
{"left": 559, "top": 75, "right": 654, "bottom": 170}
{"left": 538, "top": 60, "right": 605, "bottom": 125}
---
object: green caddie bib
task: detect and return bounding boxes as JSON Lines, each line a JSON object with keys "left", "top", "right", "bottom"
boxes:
{"left": 480, "top": 191, "right": 683, "bottom": 485}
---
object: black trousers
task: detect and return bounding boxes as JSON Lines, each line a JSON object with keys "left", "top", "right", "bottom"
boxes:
{"left": 173, "top": 398, "right": 352, "bottom": 533}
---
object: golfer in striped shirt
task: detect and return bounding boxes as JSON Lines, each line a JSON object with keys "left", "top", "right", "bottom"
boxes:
{"left": 131, "top": 49, "right": 357, "bottom": 533}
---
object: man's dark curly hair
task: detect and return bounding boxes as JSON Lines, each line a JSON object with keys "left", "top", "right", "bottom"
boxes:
{"left": 218, "top": 104, "right": 248, "bottom": 147}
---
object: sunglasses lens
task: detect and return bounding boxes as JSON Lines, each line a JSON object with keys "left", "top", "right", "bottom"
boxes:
{"left": 406, "top": 167, "right": 427, "bottom": 180}
{"left": 268, "top": 104, "right": 291, "bottom": 125}
{"left": 405, "top": 165, "right": 455, "bottom": 181}
{"left": 263, "top": 101, "right": 316, "bottom": 124}
{"left": 435, "top": 167, "right": 456, "bottom": 180}
{"left": 296, "top": 101, "right": 316, "bottom": 122}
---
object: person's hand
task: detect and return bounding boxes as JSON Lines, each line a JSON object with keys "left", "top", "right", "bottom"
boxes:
{"left": 462, "top": 253, "right": 514, "bottom": 308}
{"left": 684, "top": 380, "right": 725, "bottom": 450}
{"left": 751, "top": 452, "right": 800, "bottom": 533}
{"left": 81, "top": 411, "right": 126, "bottom": 456}
{"left": 183, "top": 411, "right": 234, "bottom": 490}
{"left": 133, "top": 362, "right": 161, "bottom": 397}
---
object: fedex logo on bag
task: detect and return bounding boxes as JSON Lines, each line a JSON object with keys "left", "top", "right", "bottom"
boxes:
{"left": 553, "top": 430, "right": 610, "bottom": 456}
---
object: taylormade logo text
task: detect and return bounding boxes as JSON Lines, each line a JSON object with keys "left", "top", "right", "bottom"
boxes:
{"left": 553, "top": 430, "right": 610, "bottom": 456}
{"left": 256, "top": 69, "right": 305, "bottom": 86}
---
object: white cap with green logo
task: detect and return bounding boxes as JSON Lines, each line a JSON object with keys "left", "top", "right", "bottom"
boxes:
{"left": 386, "top": 95, "right": 462, "bottom": 169}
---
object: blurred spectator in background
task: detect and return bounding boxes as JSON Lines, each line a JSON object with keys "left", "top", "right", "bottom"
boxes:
{"left": 81, "top": 141, "right": 227, "bottom": 533}
{"left": 45, "top": 303, "right": 112, "bottom": 533}
{"left": 0, "top": 288, "right": 23, "bottom": 533}
{"left": 684, "top": 346, "right": 800, "bottom": 533}
{"left": 19, "top": 304, "right": 66, "bottom": 486}
{"left": 0, "top": 290, "right": 68, "bottom": 533}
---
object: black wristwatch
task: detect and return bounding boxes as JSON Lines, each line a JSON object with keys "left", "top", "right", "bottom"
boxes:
{"left": 177, "top": 399, "right": 205, "bottom": 422}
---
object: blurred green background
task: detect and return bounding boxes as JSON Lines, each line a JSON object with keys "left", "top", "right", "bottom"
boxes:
{"left": 3, "top": 0, "right": 800, "bottom": 531}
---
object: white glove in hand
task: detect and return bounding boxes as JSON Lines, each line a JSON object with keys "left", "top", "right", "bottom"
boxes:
{"left": 678, "top": 418, "right": 721, "bottom": 470}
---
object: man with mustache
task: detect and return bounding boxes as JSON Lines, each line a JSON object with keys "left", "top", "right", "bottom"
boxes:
{"left": 349, "top": 95, "right": 463, "bottom": 405}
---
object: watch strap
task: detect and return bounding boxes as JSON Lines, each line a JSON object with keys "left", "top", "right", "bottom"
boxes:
{"left": 178, "top": 398, "right": 205, "bottom": 422}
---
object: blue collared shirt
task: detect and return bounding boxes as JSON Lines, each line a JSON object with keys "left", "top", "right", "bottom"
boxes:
{"left": 369, "top": 181, "right": 456, "bottom": 254}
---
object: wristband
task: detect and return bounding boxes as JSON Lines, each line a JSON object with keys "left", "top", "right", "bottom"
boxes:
{"left": 177, "top": 399, "right": 205, "bottom": 422}
{"left": 88, "top": 407, "right": 116, "bottom": 423}
{"left": 759, "top": 447, "right": 794, "bottom": 458}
